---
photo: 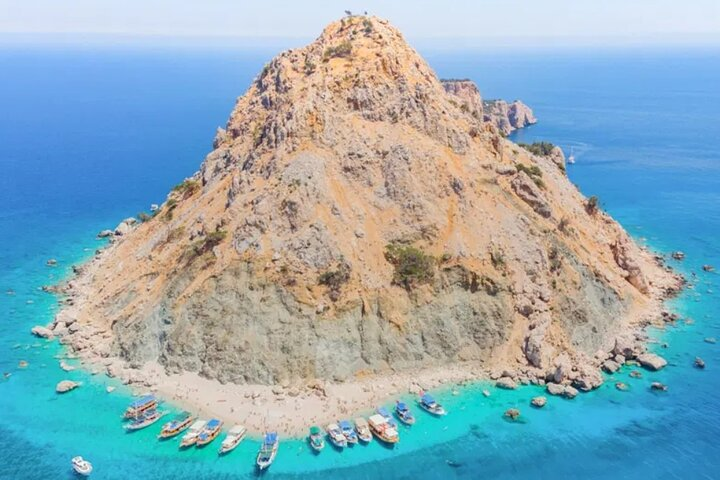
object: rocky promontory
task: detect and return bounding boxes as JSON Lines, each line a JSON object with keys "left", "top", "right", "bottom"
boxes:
{"left": 48, "top": 16, "right": 682, "bottom": 433}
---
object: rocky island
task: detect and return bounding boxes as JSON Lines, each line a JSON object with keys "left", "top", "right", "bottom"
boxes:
{"left": 49, "top": 16, "right": 682, "bottom": 434}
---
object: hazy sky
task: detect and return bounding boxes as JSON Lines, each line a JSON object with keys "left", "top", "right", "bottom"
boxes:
{"left": 1, "top": 0, "right": 719, "bottom": 46}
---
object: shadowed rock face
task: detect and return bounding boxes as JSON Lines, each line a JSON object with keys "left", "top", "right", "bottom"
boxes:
{"left": 58, "top": 16, "right": 679, "bottom": 387}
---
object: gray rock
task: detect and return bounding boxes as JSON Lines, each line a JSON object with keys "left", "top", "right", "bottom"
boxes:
{"left": 531, "top": 396, "right": 547, "bottom": 408}
{"left": 31, "top": 326, "right": 54, "bottom": 339}
{"left": 602, "top": 359, "right": 620, "bottom": 373}
{"left": 511, "top": 171, "right": 552, "bottom": 218}
{"left": 97, "top": 230, "right": 114, "bottom": 238}
{"left": 637, "top": 353, "right": 667, "bottom": 371}
{"left": 495, "top": 377, "right": 517, "bottom": 390}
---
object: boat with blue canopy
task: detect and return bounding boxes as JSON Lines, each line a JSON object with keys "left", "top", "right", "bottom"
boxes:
{"left": 196, "top": 419, "right": 222, "bottom": 447}
{"left": 395, "top": 401, "right": 416, "bottom": 425}
{"left": 376, "top": 406, "right": 398, "bottom": 428}
{"left": 418, "top": 392, "right": 447, "bottom": 416}
{"left": 256, "top": 432, "right": 279, "bottom": 470}
{"left": 326, "top": 423, "right": 347, "bottom": 448}
{"left": 158, "top": 411, "right": 195, "bottom": 439}
{"left": 123, "top": 395, "right": 157, "bottom": 419}
{"left": 339, "top": 420, "right": 359, "bottom": 444}
{"left": 125, "top": 409, "right": 165, "bottom": 431}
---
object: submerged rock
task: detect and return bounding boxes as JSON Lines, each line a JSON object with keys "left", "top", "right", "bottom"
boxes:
{"left": 531, "top": 396, "right": 547, "bottom": 408}
{"left": 650, "top": 382, "right": 668, "bottom": 391}
{"left": 629, "top": 370, "right": 643, "bottom": 379}
{"left": 97, "top": 229, "right": 114, "bottom": 238}
{"left": 704, "top": 337, "right": 716, "bottom": 344}
{"left": 496, "top": 377, "right": 517, "bottom": 390}
{"left": 546, "top": 382, "right": 578, "bottom": 399}
{"left": 603, "top": 359, "right": 620, "bottom": 374}
{"left": 671, "top": 251, "right": 685, "bottom": 260}
{"left": 694, "top": 357, "right": 706, "bottom": 369}
{"left": 56, "top": 380, "right": 79, "bottom": 393}
{"left": 615, "top": 382, "right": 628, "bottom": 391}
{"left": 46, "top": 258, "right": 57, "bottom": 266}
{"left": 504, "top": 408, "right": 521, "bottom": 420}
{"left": 702, "top": 265, "right": 714, "bottom": 272}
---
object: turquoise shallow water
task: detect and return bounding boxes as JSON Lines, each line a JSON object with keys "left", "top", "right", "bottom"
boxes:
{"left": 1, "top": 46, "right": 719, "bottom": 478}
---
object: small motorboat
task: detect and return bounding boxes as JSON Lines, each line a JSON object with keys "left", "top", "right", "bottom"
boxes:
{"left": 418, "top": 393, "right": 447, "bottom": 416}
{"left": 123, "top": 394, "right": 158, "bottom": 419}
{"left": 395, "top": 401, "right": 416, "bottom": 425}
{"left": 158, "top": 411, "right": 195, "bottom": 439}
{"left": 367, "top": 414, "right": 399, "bottom": 444}
{"left": 376, "top": 407, "right": 398, "bottom": 428}
{"left": 326, "top": 423, "right": 347, "bottom": 448}
{"left": 308, "top": 425, "right": 325, "bottom": 452}
{"left": 125, "top": 409, "right": 165, "bottom": 431}
{"left": 219, "top": 424, "right": 247, "bottom": 454}
{"left": 339, "top": 419, "right": 359, "bottom": 444}
{"left": 353, "top": 417, "right": 372, "bottom": 443}
{"left": 71, "top": 456, "right": 93, "bottom": 476}
{"left": 196, "top": 419, "right": 223, "bottom": 447}
{"left": 180, "top": 420, "right": 207, "bottom": 448}
{"left": 256, "top": 432, "right": 279, "bottom": 470}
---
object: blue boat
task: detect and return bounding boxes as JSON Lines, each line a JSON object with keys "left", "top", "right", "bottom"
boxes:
{"left": 376, "top": 407, "right": 398, "bottom": 428}
{"left": 123, "top": 395, "right": 157, "bottom": 418}
{"left": 339, "top": 420, "right": 359, "bottom": 444}
{"left": 256, "top": 432, "right": 279, "bottom": 470}
{"left": 196, "top": 419, "right": 223, "bottom": 447}
{"left": 395, "top": 401, "right": 416, "bottom": 425}
{"left": 418, "top": 393, "right": 447, "bottom": 416}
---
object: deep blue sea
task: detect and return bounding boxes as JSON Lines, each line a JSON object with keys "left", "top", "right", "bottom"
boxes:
{"left": 1, "top": 44, "right": 719, "bottom": 479}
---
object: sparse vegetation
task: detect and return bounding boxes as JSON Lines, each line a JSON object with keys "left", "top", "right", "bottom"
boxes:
{"left": 318, "top": 263, "right": 351, "bottom": 301}
{"left": 385, "top": 243, "right": 436, "bottom": 289}
{"left": 586, "top": 195, "right": 600, "bottom": 215}
{"left": 167, "top": 226, "right": 185, "bottom": 242}
{"left": 490, "top": 249, "right": 506, "bottom": 270}
{"left": 137, "top": 211, "right": 153, "bottom": 223}
{"left": 304, "top": 58, "right": 316, "bottom": 75}
{"left": 188, "top": 229, "right": 227, "bottom": 258}
{"left": 172, "top": 179, "right": 200, "bottom": 198}
{"left": 558, "top": 217, "right": 571, "bottom": 233}
{"left": 518, "top": 141, "right": 556, "bottom": 157}
{"left": 548, "top": 247, "right": 562, "bottom": 273}
{"left": 162, "top": 198, "right": 178, "bottom": 221}
{"left": 323, "top": 41, "right": 353, "bottom": 61}
{"left": 515, "top": 163, "right": 545, "bottom": 189}
{"left": 362, "top": 18, "right": 374, "bottom": 34}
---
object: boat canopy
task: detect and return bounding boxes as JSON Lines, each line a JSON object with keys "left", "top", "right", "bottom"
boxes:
{"left": 310, "top": 426, "right": 322, "bottom": 435}
{"left": 264, "top": 432, "right": 278, "bottom": 444}
{"left": 129, "top": 395, "right": 156, "bottom": 408}
{"left": 368, "top": 414, "right": 387, "bottom": 426}
{"left": 397, "top": 402, "right": 409, "bottom": 411}
{"left": 206, "top": 419, "right": 220, "bottom": 428}
{"left": 421, "top": 393, "right": 435, "bottom": 405}
{"left": 377, "top": 407, "right": 391, "bottom": 417}
{"left": 188, "top": 420, "right": 206, "bottom": 431}
{"left": 355, "top": 417, "right": 369, "bottom": 427}
{"left": 228, "top": 425, "right": 246, "bottom": 435}
{"left": 339, "top": 420, "right": 352, "bottom": 430}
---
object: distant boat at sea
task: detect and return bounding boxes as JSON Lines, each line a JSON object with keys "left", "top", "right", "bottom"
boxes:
{"left": 567, "top": 146, "right": 576, "bottom": 164}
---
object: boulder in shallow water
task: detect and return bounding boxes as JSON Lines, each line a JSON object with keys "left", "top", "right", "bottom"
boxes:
{"left": 637, "top": 353, "right": 667, "bottom": 371}
{"left": 56, "top": 380, "right": 79, "bottom": 393}
{"left": 531, "top": 396, "right": 547, "bottom": 408}
{"left": 651, "top": 382, "right": 668, "bottom": 391}
{"left": 504, "top": 408, "right": 521, "bottom": 420}
{"left": 546, "top": 382, "right": 578, "bottom": 399}
{"left": 615, "top": 382, "right": 628, "bottom": 391}
{"left": 694, "top": 357, "right": 706, "bottom": 369}
{"left": 97, "top": 229, "right": 114, "bottom": 238}
{"left": 31, "top": 326, "right": 54, "bottom": 339}
{"left": 46, "top": 258, "right": 57, "bottom": 266}
{"left": 496, "top": 377, "right": 517, "bottom": 390}
{"left": 629, "top": 370, "right": 643, "bottom": 379}
{"left": 603, "top": 359, "right": 620, "bottom": 374}
{"left": 704, "top": 337, "right": 716, "bottom": 344}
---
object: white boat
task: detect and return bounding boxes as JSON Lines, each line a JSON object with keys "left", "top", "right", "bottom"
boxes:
{"left": 71, "top": 456, "right": 92, "bottom": 476}
{"left": 326, "top": 423, "right": 347, "bottom": 448}
{"left": 256, "top": 432, "right": 279, "bottom": 470}
{"left": 354, "top": 417, "right": 372, "bottom": 443}
{"left": 219, "top": 424, "right": 247, "bottom": 454}
{"left": 567, "top": 147, "right": 575, "bottom": 164}
{"left": 180, "top": 420, "right": 207, "bottom": 448}
{"left": 124, "top": 409, "right": 165, "bottom": 431}
{"left": 368, "top": 414, "right": 399, "bottom": 444}
{"left": 418, "top": 393, "right": 447, "bottom": 416}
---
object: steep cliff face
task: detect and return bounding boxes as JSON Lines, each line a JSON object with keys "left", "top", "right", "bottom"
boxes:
{"left": 56, "top": 16, "right": 678, "bottom": 388}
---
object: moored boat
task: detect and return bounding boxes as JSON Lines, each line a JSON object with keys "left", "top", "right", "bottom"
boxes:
{"left": 256, "top": 432, "right": 279, "bottom": 470}
{"left": 308, "top": 425, "right": 325, "bottom": 452}
{"left": 179, "top": 420, "right": 207, "bottom": 448}
{"left": 353, "top": 417, "right": 372, "bottom": 443}
{"left": 368, "top": 414, "right": 399, "bottom": 444}
{"left": 123, "top": 395, "right": 158, "bottom": 419}
{"left": 395, "top": 401, "right": 416, "bottom": 425}
{"left": 158, "top": 411, "right": 195, "bottom": 439}
{"left": 219, "top": 424, "right": 247, "bottom": 454}
{"left": 71, "top": 456, "right": 92, "bottom": 476}
{"left": 125, "top": 409, "right": 165, "bottom": 431}
{"left": 326, "top": 422, "right": 347, "bottom": 448}
{"left": 376, "top": 406, "right": 398, "bottom": 428}
{"left": 196, "top": 418, "right": 223, "bottom": 447}
{"left": 339, "top": 420, "right": 358, "bottom": 444}
{"left": 418, "top": 392, "right": 447, "bottom": 416}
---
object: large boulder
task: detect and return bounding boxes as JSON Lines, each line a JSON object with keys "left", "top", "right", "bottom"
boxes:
{"left": 572, "top": 364, "right": 604, "bottom": 391}
{"left": 546, "top": 382, "right": 578, "bottom": 399}
{"left": 553, "top": 353, "right": 572, "bottom": 384}
{"left": 31, "top": 325, "right": 54, "bottom": 339}
{"left": 637, "top": 353, "right": 667, "bottom": 371}
{"left": 496, "top": 377, "right": 518, "bottom": 390}
{"left": 55, "top": 380, "right": 79, "bottom": 393}
{"left": 114, "top": 217, "right": 138, "bottom": 236}
{"left": 611, "top": 235, "right": 650, "bottom": 294}
{"left": 97, "top": 229, "right": 114, "bottom": 238}
{"left": 602, "top": 359, "right": 620, "bottom": 373}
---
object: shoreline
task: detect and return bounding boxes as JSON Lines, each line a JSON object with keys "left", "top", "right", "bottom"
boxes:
{"left": 45, "top": 237, "right": 684, "bottom": 437}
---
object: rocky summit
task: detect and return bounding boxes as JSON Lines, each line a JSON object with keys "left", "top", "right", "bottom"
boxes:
{"left": 55, "top": 16, "right": 680, "bottom": 390}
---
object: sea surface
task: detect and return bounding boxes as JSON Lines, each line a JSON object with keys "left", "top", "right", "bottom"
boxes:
{"left": 1, "top": 43, "right": 719, "bottom": 479}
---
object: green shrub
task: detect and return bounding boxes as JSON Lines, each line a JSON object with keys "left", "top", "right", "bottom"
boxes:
{"left": 490, "top": 250, "right": 505, "bottom": 270}
{"left": 188, "top": 229, "right": 227, "bottom": 257}
{"left": 172, "top": 179, "right": 200, "bottom": 198}
{"left": 162, "top": 198, "right": 178, "bottom": 221}
{"left": 586, "top": 195, "right": 600, "bottom": 215}
{"left": 318, "top": 263, "right": 351, "bottom": 300}
{"left": 137, "top": 211, "right": 153, "bottom": 223}
{"left": 385, "top": 243, "right": 436, "bottom": 289}
{"left": 323, "top": 41, "right": 353, "bottom": 61}
{"left": 518, "top": 141, "right": 556, "bottom": 157}
{"left": 515, "top": 163, "right": 545, "bottom": 189}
